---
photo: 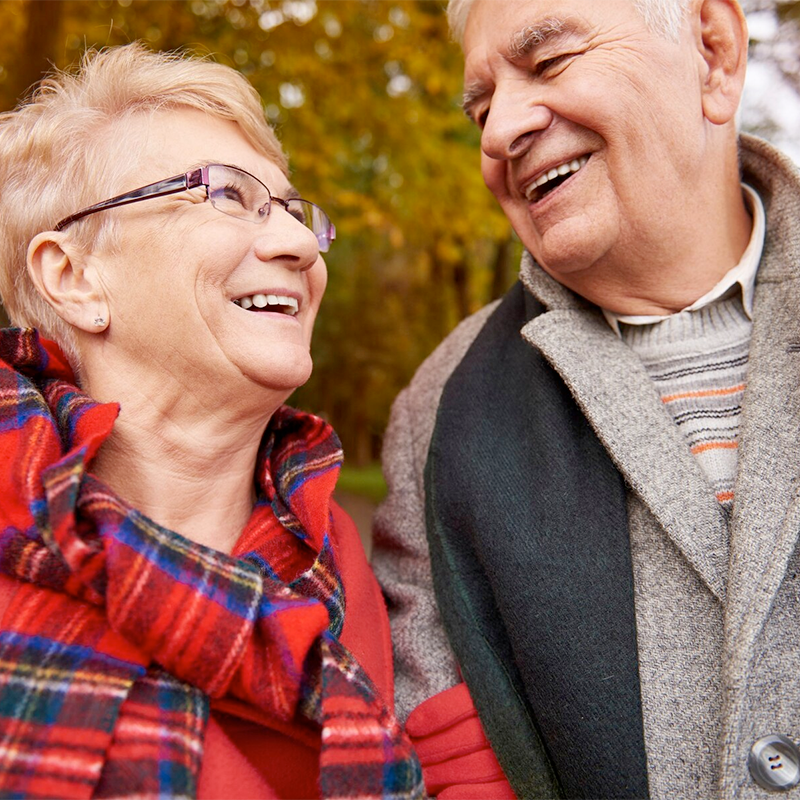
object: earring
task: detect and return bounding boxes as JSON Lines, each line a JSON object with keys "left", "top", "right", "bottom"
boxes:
{"left": 93, "top": 316, "right": 106, "bottom": 327}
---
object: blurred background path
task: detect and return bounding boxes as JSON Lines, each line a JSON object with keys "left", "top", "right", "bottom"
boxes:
{"left": 333, "top": 463, "right": 386, "bottom": 560}
{"left": 333, "top": 490, "right": 377, "bottom": 559}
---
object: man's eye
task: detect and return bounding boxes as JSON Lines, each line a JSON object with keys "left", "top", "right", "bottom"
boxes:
{"left": 535, "top": 53, "right": 575, "bottom": 75}
{"left": 475, "top": 108, "right": 490, "bottom": 129}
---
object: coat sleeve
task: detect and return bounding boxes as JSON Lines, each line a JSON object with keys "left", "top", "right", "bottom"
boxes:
{"left": 372, "top": 302, "right": 500, "bottom": 723}
{"left": 371, "top": 384, "right": 460, "bottom": 722}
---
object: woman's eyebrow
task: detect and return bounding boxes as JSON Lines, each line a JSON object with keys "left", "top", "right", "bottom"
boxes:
{"left": 182, "top": 161, "right": 300, "bottom": 197}
{"left": 185, "top": 160, "right": 210, "bottom": 172}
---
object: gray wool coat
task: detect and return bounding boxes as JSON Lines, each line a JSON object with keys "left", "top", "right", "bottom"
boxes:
{"left": 372, "top": 134, "right": 800, "bottom": 799}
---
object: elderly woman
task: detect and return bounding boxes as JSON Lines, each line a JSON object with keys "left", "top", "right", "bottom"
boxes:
{"left": 0, "top": 44, "right": 422, "bottom": 800}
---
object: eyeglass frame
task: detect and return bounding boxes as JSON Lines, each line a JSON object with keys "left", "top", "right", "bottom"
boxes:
{"left": 53, "top": 163, "right": 336, "bottom": 252}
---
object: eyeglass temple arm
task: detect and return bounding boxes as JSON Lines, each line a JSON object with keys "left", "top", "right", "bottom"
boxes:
{"left": 54, "top": 169, "right": 205, "bottom": 231}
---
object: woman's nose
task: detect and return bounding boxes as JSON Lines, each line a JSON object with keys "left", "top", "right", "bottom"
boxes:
{"left": 253, "top": 206, "right": 319, "bottom": 271}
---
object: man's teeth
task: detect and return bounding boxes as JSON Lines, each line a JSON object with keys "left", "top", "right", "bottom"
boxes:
{"left": 233, "top": 294, "right": 299, "bottom": 315}
{"left": 524, "top": 155, "right": 589, "bottom": 201}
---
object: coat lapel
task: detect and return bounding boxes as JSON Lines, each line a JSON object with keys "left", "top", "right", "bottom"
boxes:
{"left": 524, "top": 302, "right": 729, "bottom": 603}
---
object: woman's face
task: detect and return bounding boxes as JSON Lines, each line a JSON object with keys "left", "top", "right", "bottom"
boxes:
{"left": 87, "top": 107, "right": 327, "bottom": 400}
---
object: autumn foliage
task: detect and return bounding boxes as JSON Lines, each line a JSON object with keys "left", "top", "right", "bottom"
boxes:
{"left": 2, "top": 0, "right": 798, "bottom": 462}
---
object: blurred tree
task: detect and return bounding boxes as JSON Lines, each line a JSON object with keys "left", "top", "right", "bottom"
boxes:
{"left": 0, "top": 0, "right": 517, "bottom": 461}
{"left": 0, "top": 0, "right": 798, "bottom": 461}
{"left": 6, "top": 1, "right": 64, "bottom": 103}
{"left": 740, "top": 0, "right": 800, "bottom": 161}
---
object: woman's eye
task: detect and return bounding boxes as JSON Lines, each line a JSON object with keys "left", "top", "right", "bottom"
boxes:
{"left": 289, "top": 206, "right": 307, "bottom": 224}
{"left": 211, "top": 184, "right": 245, "bottom": 204}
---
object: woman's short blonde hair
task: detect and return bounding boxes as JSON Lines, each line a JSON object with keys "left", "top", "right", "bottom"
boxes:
{"left": 0, "top": 43, "right": 287, "bottom": 365}
{"left": 447, "top": 0, "right": 691, "bottom": 45}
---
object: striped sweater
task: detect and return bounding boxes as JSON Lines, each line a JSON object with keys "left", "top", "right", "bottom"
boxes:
{"left": 620, "top": 294, "right": 751, "bottom": 515}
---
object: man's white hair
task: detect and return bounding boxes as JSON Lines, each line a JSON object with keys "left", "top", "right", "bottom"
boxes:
{"left": 447, "top": 0, "right": 691, "bottom": 45}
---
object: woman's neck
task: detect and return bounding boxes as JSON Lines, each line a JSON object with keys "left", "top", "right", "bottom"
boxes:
{"left": 86, "top": 380, "right": 284, "bottom": 554}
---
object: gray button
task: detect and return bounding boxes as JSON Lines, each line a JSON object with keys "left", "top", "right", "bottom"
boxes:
{"left": 749, "top": 735, "right": 800, "bottom": 791}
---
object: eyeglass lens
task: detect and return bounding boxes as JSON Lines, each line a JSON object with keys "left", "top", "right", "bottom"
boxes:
{"left": 205, "top": 165, "right": 334, "bottom": 252}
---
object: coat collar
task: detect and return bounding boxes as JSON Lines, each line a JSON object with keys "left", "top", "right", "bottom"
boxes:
{"left": 522, "top": 308, "right": 730, "bottom": 603}
{"left": 723, "top": 134, "right": 800, "bottom": 687}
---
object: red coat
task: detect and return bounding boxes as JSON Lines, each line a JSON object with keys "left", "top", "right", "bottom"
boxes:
{"left": 0, "top": 501, "right": 392, "bottom": 800}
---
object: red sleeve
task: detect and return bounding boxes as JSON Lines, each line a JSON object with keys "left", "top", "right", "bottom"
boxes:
{"left": 330, "top": 500, "right": 395, "bottom": 710}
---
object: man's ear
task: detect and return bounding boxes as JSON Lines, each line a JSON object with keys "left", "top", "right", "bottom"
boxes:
{"left": 694, "top": 0, "right": 749, "bottom": 125}
{"left": 27, "top": 233, "right": 109, "bottom": 333}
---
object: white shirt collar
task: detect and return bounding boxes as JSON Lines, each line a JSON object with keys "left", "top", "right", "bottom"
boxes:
{"left": 602, "top": 184, "right": 765, "bottom": 336}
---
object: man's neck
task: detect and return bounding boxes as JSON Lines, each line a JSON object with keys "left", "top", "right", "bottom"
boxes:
{"left": 553, "top": 163, "right": 755, "bottom": 316}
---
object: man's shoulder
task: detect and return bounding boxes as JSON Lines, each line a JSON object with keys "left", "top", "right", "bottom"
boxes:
{"left": 406, "top": 299, "right": 502, "bottom": 409}
{"left": 383, "top": 299, "right": 503, "bottom": 476}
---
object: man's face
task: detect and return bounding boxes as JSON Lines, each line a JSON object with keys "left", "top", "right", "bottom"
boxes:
{"left": 463, "top": 0, "right": 710, "bottom": 286}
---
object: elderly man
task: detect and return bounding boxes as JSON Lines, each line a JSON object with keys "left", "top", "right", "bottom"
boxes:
{"left": 373, "top": 0, "right": 800, "bottom": 797}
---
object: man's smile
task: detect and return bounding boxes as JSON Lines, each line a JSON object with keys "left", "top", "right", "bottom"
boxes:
{"left": 522, "top": 154, "right": 590, "bottom": 203}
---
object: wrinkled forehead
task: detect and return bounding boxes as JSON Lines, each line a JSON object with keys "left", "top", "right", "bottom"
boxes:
{"left": 461, "top": 2, "right": 587, "bottom": 103}
{"left": 461, "top": 0, "right": 657, "bottom": 112}
{"left": 463, "top": 1, "right": 579, "bottom": 67}
{"left": 462, "top": 0, "right": 656, "bottom": 49}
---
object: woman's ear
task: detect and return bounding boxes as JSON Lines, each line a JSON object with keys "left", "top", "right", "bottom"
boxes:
{"left": 27, "top": 232, "right": 109, "bottom": 333}
{"left": 694, "top": 0, "right": 749, "bottom": 125}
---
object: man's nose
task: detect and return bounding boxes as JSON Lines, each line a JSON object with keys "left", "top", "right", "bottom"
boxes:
{"left": 480, "top": 84, "right": 554, "bottom": 161}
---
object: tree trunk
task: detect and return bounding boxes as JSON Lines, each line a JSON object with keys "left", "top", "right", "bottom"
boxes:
{"left": 453, "top": 260, "right": 471, "bottom": 321}
{"left": 490, "top": 236, "right": 514, "bottom": 301}
{"left": 427, "top": 248, "right": 450, "bottom": 338}
{"left": 6, "top": 0, "right": 64, "bottom": 108}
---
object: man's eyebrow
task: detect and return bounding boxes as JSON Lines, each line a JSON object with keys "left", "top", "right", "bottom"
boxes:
{"left": 508, "top": 17, "right": 577, "bottom": 58}
{"left": 461, "top": 18, "right": 583, "bottom": 119}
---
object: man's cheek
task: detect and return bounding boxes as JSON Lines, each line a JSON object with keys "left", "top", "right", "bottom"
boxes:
{"left": 481, "top": 153, "right": 512, "bottom": 202}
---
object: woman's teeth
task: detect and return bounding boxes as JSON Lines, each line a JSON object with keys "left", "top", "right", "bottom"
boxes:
{"left": 525, "top": 155, "right": 589, "bottom": 201}
{"left": 233, "top": 294, "right": 299, "bottom": 315}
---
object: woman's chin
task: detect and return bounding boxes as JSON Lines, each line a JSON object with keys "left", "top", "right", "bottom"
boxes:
{"left": 241, "top": 354, "right": 314, "bottom": 396}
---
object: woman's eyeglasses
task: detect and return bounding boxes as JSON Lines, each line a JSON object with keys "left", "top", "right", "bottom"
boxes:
{"left": 54, "top": 163, "right": 336, "bottom": 253}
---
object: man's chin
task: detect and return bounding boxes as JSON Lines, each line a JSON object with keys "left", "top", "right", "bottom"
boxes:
{"left": 522, "top": 214, "right": 619, "bottom": 277}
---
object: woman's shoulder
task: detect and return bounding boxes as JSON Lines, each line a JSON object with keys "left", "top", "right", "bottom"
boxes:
{"left": 329, "top": 500, "right": 395, "bottom": 710}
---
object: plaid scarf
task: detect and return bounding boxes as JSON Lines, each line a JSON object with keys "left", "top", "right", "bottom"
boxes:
{"left": 0, "top": 328, "right": 424, "bottom": 800}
